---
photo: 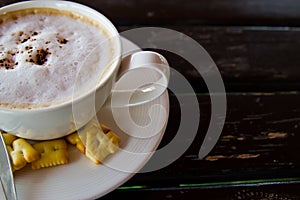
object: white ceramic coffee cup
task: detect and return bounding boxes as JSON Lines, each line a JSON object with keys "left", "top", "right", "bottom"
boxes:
{"left": 0, "top": 1, "right": 169, "bottom": 140}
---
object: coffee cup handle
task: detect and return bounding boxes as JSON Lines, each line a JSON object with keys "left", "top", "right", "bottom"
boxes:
{"left": 106, "top": 51, "right": 170, "bottom": 107}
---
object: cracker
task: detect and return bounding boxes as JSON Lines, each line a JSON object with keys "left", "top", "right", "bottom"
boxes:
{"left": 66, "top": 133, "right": 85, "bottom": 154}
{"left": 74, "top": 120, "right": 120, "bottom": 164}
{"left": 85, "top": 130, "right": 120, "bottom": 164}
{"left": 31, "top": 139, "right": 69, "bottom": 170}
{"left": 83, "top": 121, "right": 120, "bottom": 164}
{"left": 2, "top": 132, "right": 18, "bottom": 145}
{"left": 10, "top": 138, "right": 40, "bottom": 170}
{"left": 6, "top": 145, "right": 16, "bottom": 172}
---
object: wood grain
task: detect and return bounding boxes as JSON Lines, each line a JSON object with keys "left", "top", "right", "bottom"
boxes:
{"left": 4, "top": 0, "right": 300, "bottom": 26}
{"left": 119, "top": 26, "right": 300, "bottom": 92}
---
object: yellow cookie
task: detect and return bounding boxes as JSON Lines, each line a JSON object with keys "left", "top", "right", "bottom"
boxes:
{"left": 2, "top": 132, "right": 18, "bottom": 145}
{"left": 6, "top": 145, "right": 16, "bottom": 172}
{"left": 10, "top": 138, "right": 40, "bottom": 170}
{"left": 66, "top": 133, "right": 85, "bottom": 154}
{"left": 76, "top": 120, "right": 121, "bottom": 164}
{"left": 85, "top": 122, "right": 120, "bottom": 164}
{"left": 31, "top": 139, "right": 69, "bottom": 170}
{"left": 86, "top": 130, "right": 120, "bottom": 164}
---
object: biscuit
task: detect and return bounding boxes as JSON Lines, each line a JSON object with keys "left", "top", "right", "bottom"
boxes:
{"left": 84, "top": 122, "right": 120, "bottom": 164}
{"left": 66, "top": 133, "right": 85, "bottom": 154}
{"left": 86, "top": 130, "right": 121, "bottom": 164}
{"left": 77, "top": 120, "right": 112, "bottom": 144}
{"left": 2, "top": 132, "right": 18, "bottom": 145}
{"left": 10, "top": 138, "right": 40, "bottom": 170}
{"left": 75, "top": 120, "right": 120, "bottom": 164}
{"left": 31, "top": 139, "right": 69, "bottom": 170}
{"left": 5, "top": 145, "right": 16, "bottom": 172}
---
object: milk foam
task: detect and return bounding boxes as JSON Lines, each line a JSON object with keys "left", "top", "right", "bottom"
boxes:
{"left": 0, "top": 8, "right": 113, "bottom": 108}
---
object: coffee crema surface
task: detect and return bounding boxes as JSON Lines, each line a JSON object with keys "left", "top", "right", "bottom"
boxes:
{"left": 0, "top": 8, "right": 113, "bottom": 109}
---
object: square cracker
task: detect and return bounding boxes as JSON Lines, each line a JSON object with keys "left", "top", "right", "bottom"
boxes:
{"left": 10, "top": 138, "right": 40, "bottom": 170}
{"left": 66, "top": 133, "right": 85, "bottom": 154}
{"left": 31, "top": 139, "right": 69, "bottom": 170}
{"left": 71, "top": 120, "right": 120, "bottom": 164}
{"left": 2, "top": 132, "right": 18, "bottom": 145}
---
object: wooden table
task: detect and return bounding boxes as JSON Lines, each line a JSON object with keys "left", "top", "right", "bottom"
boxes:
{"left": 3, "top": 0, "right": 300, "bottom": 199}
{"left": 97, "top": 1, "right": 300, "bottom": 199}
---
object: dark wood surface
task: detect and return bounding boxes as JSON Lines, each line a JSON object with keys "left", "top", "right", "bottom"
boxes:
{"left": 3, "top": 0, "right": 300, "bottom": 199}
{"left": 103, "top": 1, "right": 300, "bottom": 199}
{"left": 108, "top": 0, "right": 300, "bottom": 198}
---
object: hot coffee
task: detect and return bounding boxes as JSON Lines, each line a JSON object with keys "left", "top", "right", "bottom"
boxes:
{"left": 0, "top": 8, "right": 114, "bottom": 109}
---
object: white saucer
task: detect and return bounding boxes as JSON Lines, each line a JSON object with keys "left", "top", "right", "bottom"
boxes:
{"left": 13, "top": 38, "right": 170, "bottom": 200}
